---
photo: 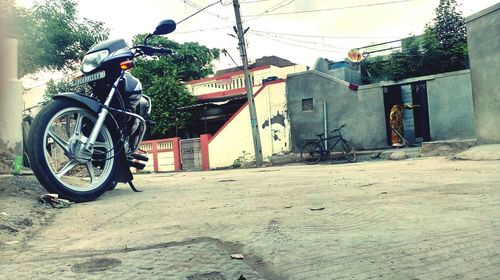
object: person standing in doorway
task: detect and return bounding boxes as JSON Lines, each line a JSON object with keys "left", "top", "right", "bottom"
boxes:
{"left": 390, "top": 103, "right": 419, "bottom": 147}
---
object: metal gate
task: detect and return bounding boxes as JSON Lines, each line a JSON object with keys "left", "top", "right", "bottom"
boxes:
{"left": 180, "top": 138, "right": 202, "bottom": 170}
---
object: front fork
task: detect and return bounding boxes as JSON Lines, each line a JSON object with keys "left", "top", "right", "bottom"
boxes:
{"left": 81, "top": 72, "right": 124, "bottom": 157}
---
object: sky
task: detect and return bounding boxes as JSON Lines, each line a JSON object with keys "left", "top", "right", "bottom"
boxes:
{"left": 16, "top": 0, "right": 499, "bottom": 89}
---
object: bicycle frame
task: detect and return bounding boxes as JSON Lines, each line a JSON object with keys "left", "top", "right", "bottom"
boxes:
{"left": 300, "top": 123, "right": 355, "bottom": 164}
{"left": 317, "top": 133, "right": 344, "bottom": 156}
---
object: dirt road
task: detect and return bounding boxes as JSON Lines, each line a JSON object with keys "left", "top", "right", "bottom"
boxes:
{"left": 1, "top": 157, "right": 499, "bottom": 279}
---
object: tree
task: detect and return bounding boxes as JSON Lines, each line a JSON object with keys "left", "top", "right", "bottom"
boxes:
{"left": 5, "top": 0, "right": 109, "bottom": 77}
{"left": 43, "top": 78, "right": 88, "bottom": 102}
{"left": 131, "top": 35, "right": 220, "bottom": 138}
{"left": 362, "top": 0, "right": 468, "bottom": 82}
{"left": 423, "top": 0, "right": 468, "bottom": 72}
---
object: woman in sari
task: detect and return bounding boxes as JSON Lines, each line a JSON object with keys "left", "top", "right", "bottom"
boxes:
{"left": 389, "top": 103, "right": 419, "bottom": 147}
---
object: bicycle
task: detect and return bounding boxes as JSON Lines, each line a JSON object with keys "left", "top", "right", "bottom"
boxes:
{"left": 300, "top": 124, "right": 356, "bottom": 164}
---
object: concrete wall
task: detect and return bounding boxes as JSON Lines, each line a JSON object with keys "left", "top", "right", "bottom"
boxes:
{"left": 208, "top": 81, "right": 290, "bottom": 168}
{"left": 286, "top": 70, "right": 387, "bottom": 152}
{"left": 0, "top": 37, "right": 23, "bottom": 154}
{"left": 426, "top": 70, "right": 475, "bottom": 140}
{"left": 466, "top": 3, "right": 500, "bottom": 144}
{"left": 312, "top": 58, "right": 361, "bottom": 84}
{"left": 287, "top": 70, "right": 476, "bottom": 151}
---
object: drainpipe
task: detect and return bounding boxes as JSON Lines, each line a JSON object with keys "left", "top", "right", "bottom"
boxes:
{"left": 323, "top": 101, "right": 328, "bottom": 149}
{"left": 267, "top": 86, "right": 274, "bottom": 154}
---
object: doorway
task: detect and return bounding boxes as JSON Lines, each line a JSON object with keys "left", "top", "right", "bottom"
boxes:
{"left": 383, "top": 82, "right": 430, "bottom": 146}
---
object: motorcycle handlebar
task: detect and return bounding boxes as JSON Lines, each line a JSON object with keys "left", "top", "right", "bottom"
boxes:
{"left": 149, "top": 46, "right": 173, "bottom": 55}
{"left": 134, "top": 45, "right": 173, "bottom": 56}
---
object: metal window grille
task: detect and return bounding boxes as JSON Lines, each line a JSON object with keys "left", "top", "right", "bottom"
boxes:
{"left": 302, "top": 98, "right": 313, "bottom": 111}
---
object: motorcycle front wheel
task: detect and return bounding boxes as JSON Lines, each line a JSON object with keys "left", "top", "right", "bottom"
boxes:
{"left": 28, "top": 99, "right": 119, "bottom": 202}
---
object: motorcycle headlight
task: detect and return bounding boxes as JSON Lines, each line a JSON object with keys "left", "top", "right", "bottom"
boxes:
{"left": 81, "top": 50, "right": 109, "bottom": 73}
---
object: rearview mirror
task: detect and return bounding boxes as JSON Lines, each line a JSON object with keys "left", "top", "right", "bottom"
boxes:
{"left": 153, "top": 19, "right": 176, "bottom": 35}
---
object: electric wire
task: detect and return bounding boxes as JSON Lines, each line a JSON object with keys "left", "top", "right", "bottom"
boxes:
{"left": 240, "top": 0, "right": 271, "bottom": 3}
{"left": 244, "top": 0, "right": 418, "bottom": 17}
{"left": 250, "top": 32, "right": 427, "bottom": 57}
{"left": 177, "top": 0, "right": 224, "bottom": 25}
{"left": 251, "top": 32, "right": 346, "bottom": 53}
{"left": 250, "top": 31, "right": 349, "bottom": 51}
{"left": 244, "top": 0, "right": 296, "bottom": 22}
{"left": 173, "top": 25, "right": 233, "bottom": 34}
{"left": 250, "top": 29, "right": 403, "bottom": 40}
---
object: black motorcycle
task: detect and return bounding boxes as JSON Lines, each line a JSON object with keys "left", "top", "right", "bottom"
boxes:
{"left": 28, "top": 19, "right": 176, "bottom": 202}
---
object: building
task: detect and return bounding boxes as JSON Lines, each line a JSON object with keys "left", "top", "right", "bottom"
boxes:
{"left": 169, "top": 56, "right": 308, "bottom": 169}
{"left": 286, "top": 68, "right": 476, "bottom": 152}
{"left": 466, "top": 3, "right": 500, "bottom": 144}
{"left": 180, "top": 56, "right": 306, "bottom": 137}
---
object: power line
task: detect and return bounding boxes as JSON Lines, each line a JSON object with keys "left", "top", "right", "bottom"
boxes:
{"left": 251, "top": 29, "right": 403, "bottom": 40}
{"left": 252, "top": 32, "right": 346, "bottom": 53}
{"left": 250, "top": 31, "right": 348, "bottom": 51}
{"left": 240, "top": 0, "right": 271, "bottom": 3}
{"left": 252, "top": 32, "right": 410, "bottom": 55}
{"left": 244, "top": 0, "right": 418, "bottom": 17}
{"left": 266, "top": 0, "right": 296, "bottom": 13}
{"left": 174, "top": 25, "right": 233, "bottom": 34}
{"left": 183, "top": 0, "right": 232, "bottom": 21}
{"left": 245, "top": 0, "right": 296, "bottom": 22}
{"left": 177, "top": 0, "right": 226, "bottom": 25}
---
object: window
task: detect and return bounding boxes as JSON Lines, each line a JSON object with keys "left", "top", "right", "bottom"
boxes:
{"left": 302, "top": 98, "right": 313, "bottom": 112}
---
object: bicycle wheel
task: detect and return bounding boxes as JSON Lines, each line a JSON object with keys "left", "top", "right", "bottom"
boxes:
{"left": 341, "top": 140, "right": 356, "bottom": 163}
{"left": 301, "top": 142, "right": 322, "bottom": 164}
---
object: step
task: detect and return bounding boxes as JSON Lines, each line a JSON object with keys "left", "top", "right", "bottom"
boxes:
{"left": 421, "top": 139, "right": 476, "bottom": 157}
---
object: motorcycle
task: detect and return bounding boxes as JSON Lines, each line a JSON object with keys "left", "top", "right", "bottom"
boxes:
{"left": 27, "top": 19, "right": 177, "bottom": 202}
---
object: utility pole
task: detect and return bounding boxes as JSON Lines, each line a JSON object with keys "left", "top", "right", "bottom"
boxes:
{"left": 232, "top": 0, "right": 263, "bottom": 166}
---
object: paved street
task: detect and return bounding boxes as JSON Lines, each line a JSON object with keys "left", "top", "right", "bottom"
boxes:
{"left": 1, "top": 157, "right": 499, "bottom": 279}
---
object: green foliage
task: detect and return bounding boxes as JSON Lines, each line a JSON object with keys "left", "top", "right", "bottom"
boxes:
{"left": 43, "top": 78, "right": 88, "bottom": 102}
{"left": 232, "top": 151, "right": 253, "bottom": 168}
{"left": 131, "top": 34, "right": 220, "bottom": 138}
{"left": 434, "top": 0, "right": 467, "bottom": 50}
{"left": 5, "top": 0, "right": 109, "bottom": 77}
{"left": 362, "top": 0, "right": 468, "bottom": 82}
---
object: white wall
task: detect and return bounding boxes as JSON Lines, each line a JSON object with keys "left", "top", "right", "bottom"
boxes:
{"left": 0, "top": 38, "right": 23, "bottom": 154}
{"left": 208, "top": 81, "right": 289, "bottom": 168}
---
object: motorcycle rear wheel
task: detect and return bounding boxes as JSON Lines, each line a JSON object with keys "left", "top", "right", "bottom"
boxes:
{"left": 28, "top": 99, "right": 119, "bottom": 202}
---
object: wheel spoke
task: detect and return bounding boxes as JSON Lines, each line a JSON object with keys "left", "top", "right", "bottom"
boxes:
{"left": 56, "top": 160, "right": 78, "bottom": 178}
{"left": 73, "top": 113, "right": 84, "bottom": 137}
{"left": 86, "top": 161, "right": 96, "bottom": 184}
{"left": 48, "top": 130, "right": 69, "bottom": 154}
{"left": 65, "top": 115, "right": 72, "bottom": 137}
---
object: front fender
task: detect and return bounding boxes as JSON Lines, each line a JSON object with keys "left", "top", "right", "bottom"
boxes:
{"left": 53, "top": 92, "right": 102, "bottom": 114}
{"left": 53, "top": 92, "right": 120, "bottom": 131}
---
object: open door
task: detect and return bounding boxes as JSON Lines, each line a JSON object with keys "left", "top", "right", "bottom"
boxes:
{"left": 411, "top": 82, "right": 431, "bottom": 142}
